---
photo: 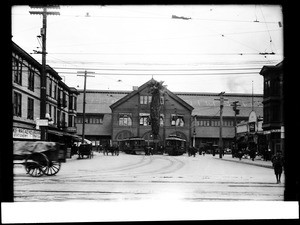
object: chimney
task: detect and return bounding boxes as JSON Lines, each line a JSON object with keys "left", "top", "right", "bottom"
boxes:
{"left": 133, "top": 86, "right": 138, "bottom": 91}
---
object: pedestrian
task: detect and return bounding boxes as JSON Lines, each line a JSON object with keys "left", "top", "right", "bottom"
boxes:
{"left": 271, "top": 151, "right": 284, "bottom": 184}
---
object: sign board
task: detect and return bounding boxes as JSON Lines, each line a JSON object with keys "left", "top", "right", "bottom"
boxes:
{"left": 36, "top": 119, "right": 49, "bottom": 126}
{"left": 263, "top": 129, "right": 281, "bottom": 134}
{"left": 248, "top": 110, "right": 257, "bottom": 123}
{"left": 281, "top": 126, "right": 285, "bottom": 139}
{"left": 13, "top": 127, "right": 41, "bottom": 140}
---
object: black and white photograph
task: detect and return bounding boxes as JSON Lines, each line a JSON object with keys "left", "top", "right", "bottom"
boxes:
{"left": 2, "top": 3, "right": 299, "bottom": 223}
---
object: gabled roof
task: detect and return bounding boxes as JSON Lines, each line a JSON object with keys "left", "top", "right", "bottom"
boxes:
{"left": 109, "top": 78, "right": 194, "bottom": 112}
{"left": 259, "top": 60, "right": 283, "bottom": 75}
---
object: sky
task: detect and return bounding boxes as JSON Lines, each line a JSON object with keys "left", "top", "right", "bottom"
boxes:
{"left": 11, "top": 5, "right": 284, "bottom": 94}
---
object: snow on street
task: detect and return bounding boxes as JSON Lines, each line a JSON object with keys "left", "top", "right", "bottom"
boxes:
{"left": 13, "top": 152, "right": 284, "bottom": 202}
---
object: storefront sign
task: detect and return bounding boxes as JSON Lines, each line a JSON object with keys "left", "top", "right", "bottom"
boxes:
{"left": 36, "top": 119, "right": 49, "bottom": 126}
{"left": 13, "top": 127, "right": 41, "bottom": 140}
{"left": 263, "top": 129, "right": 281, "bottom": 134}
{"left": 248, "top": 110, "right": 257, "bottom": 123}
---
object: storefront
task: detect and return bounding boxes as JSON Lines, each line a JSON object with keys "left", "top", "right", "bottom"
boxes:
{"left": 235, "top": 110, "right": 267, "bottom": 159}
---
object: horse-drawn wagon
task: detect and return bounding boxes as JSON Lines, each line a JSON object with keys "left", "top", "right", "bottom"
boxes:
{"left": 13, "top": 141, "right": 63, "bottom": 177}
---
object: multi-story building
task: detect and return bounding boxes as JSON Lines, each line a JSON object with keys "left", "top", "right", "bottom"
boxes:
{"left": 75, "top": 79, "right": 263, "bottom": 151}
{"left": 12, "top": 41, "right": 79, "bottom": 145}
{"left": 259, "top": 61, "right": 284, "bottom": 155}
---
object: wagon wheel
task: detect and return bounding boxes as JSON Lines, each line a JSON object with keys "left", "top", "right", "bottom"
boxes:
{"left": 42, "top": 161, "right": 61, "bottom": 176}
{"left": 25, "top": 152, "right": 49, "bottom": 177}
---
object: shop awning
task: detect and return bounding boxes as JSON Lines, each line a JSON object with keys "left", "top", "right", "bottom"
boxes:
{"left": 48, "top": 130, "right": 81, "bottom": 141}
{"left": 48, "top": 130, "right": 64, "bottom": 136}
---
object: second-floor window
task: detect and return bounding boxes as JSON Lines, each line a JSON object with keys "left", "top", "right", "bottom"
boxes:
{"left": 140, "top": 114, "right": 150, "bottom": 126}
{"left": 264, "top": 79, "right": 271, "bottom": 97}
{"left": 27, "top": 97, "right": 34, "bottom": 120}
{"left": 75, "top": 115, "right": 104, "bottom": 124}
{"left": 13, "top": 91, "right": 22, "bottom": 117}
{"left": 171, "top": 114, "right": 184, "bottom": 127}
{"left": 68, "top": 115, "right": 73, "bottom": 127}
{"left": 69, "top": 95, "right": 73, "bottom": 110}
{"left": 118, "top": 113, "right": 132, "bottom": 126}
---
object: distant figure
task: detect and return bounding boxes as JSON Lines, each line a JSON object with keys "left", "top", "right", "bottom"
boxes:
{"left": 271, "top": 151, "right": 284, "bottom": 184}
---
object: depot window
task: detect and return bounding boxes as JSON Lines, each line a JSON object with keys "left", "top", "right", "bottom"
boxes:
{"left": 171, "top": 114, "right": 184, "bottom": 127}
{"left": 140, "top": 95, "right": 152, "bottom": 104}
{"left": 119, "top": 113, "right": 132, "bottom": 126}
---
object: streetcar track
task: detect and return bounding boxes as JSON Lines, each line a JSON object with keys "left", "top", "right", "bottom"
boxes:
{"left": 14, "top": 178, "right": 284, "bottom": 187}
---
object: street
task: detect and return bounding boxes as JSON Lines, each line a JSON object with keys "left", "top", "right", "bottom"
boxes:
{"left": 13, "top": 152, "right": 284, "bottom": 202}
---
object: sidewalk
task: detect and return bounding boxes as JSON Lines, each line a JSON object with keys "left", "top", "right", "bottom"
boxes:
{"left": 214, "top": 154, "right": 273, "bottom": 169}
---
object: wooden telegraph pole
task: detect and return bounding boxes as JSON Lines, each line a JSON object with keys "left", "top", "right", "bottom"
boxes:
{"left": 30, "top": 5, "right": 60, "bottom": 141}
{"left": 231, "top": 101, "right": 241, "bottom": 156}
{"left": 77, "top": 71, "right": 95, "bottom": 144}
{"left": 215, "top": 92, "right": 228, "bottom": 158}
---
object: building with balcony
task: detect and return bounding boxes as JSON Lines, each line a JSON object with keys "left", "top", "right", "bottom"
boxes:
{"left": 12, "top": 41, "right": 79, "bottom": 145}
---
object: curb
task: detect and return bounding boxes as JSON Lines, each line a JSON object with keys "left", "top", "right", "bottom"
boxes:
{"left": 217, "top": 157, "right": 273, "bottom": 169}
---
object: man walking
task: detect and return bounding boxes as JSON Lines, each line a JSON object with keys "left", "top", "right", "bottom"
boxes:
{"left": 271, "top": 151, "right": 284, "bottom": 184}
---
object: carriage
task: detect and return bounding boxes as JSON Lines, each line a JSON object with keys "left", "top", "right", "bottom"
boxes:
{"left": 103, "top": 144, "right": 119, "bottom": 156}
{"left": 78, "top": 143, "right": 93, "bottom": 159}
{"left": 118, "top": 137, "right": 146, "bottom": 155}
{"left": 13, "top": 141, "right": 63, "bottom": 177}
{"left": 165, "top": 136, "right": 187, "bottom": 156}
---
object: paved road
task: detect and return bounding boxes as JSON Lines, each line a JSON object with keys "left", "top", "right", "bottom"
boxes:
{"left": 13, "top": 152, "right": 284, "bottom": 202}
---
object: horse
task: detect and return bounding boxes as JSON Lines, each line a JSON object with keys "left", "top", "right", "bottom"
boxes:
{"left": 103, "top": 145, "right": 119, "bottom": 156}
{"left": 188, "top": 147, "right": 197, "bottom": 157}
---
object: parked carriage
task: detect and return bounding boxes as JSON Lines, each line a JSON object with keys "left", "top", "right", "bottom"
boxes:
{"left": 118, "top": 137, "right": 146, "bottom": 155}
{"left": 165, "top": 136, "right": 187, "bottom": 156}
{"left": 13, "top": 141, "right": 63, "bottom": 177}
{"left": 78, "top": 143, "right": 93, "bottom": 159}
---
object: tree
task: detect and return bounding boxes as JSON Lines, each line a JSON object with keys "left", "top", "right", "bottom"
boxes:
{"left": 148, "top": 79, "right": 166, "bottom": 151}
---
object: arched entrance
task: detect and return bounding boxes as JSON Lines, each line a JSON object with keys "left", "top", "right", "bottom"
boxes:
{"left": 169, "top": 131, "right": 187, "bottom": 141}
{"left": 115, "top": 130, "right": 133, "bottom": 141}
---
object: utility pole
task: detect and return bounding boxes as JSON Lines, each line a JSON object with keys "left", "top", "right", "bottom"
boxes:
{"left": 215, "top": 92, "right": 228, "bottom": 158}
{"left": 77, "top": 71, "right": 95, "bottom": 143}
{"left": 193, "top": 115, "right": 197, "bottom": 148}
{"left": 30, "top": 5, "right": 60, "bottom": 141}
{"left": 231, "top": 101, "right": 241, "bottom": 156}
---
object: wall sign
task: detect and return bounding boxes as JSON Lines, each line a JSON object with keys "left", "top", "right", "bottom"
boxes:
{"left": 13, "top": 127, "right": 41, "bottom": 140}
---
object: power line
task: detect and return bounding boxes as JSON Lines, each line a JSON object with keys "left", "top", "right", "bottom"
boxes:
{"left": 56, "top": 71, "right": 259, "bottom": 76}
{"left": 53, "top": 67, "right": 262, "bottom": 71}
{"left": 48, "top": 51, "right": 282, "bottom": 56}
